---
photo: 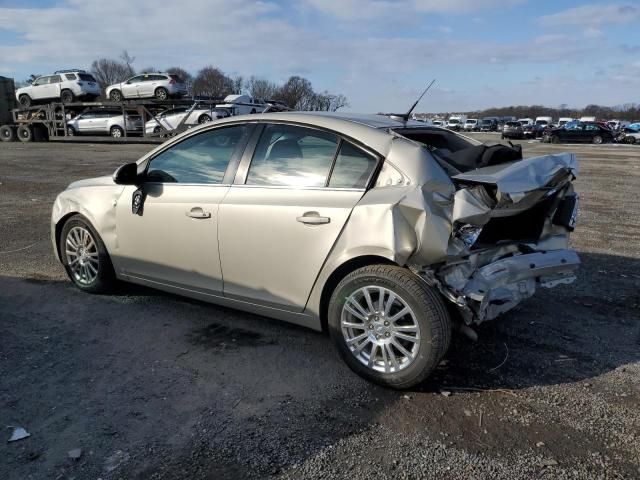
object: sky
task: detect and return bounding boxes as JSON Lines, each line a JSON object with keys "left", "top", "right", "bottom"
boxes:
{"left": 0, "top": 0, "right": 638, "bottom": 112}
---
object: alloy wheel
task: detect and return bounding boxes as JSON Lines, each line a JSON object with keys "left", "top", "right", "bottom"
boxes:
{"left": 65, "top": 226, "right": 99, "bottom": 285}
{"left": 341, "top": 286, "right": 421, "bottom": 373}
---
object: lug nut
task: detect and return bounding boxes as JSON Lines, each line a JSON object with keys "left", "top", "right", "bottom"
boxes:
{"left": 368, "top": 324, "right": 374, "bottom": 330}
{"left": 384, "top": 321, "right": 389, "bottom": 326}
{"left": 385, "top": 332, "right": 390, "bottom": 338}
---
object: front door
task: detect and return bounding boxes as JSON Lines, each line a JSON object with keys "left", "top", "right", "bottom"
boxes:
{"left": 218, "top": 123, "right": 379, "bottom": 311}
{"left": 114, "top": 124, "right": 253, "bottom": 293}
{"left": 122, "top": 76, "right": 142, "bottom": 98}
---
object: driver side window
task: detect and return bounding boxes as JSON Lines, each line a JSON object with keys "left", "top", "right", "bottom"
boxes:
{"left": 146, "top": 125, "right": 250, "bottom": 184}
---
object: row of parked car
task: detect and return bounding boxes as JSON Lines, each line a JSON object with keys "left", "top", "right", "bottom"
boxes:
{"left": 500, "top": 119, "right": 640, "bottom": 144}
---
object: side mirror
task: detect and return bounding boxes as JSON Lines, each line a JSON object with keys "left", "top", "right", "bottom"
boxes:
{"left": 113, "top": 162, "right": 139, "bottom": 185}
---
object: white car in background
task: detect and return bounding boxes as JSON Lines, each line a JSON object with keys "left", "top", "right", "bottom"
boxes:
{"left": 463, "top": 119, "right": 478, "bottom": 131}
{"left": 15, "top": 70, "right": 100, "bottom": 107}
{"left": 217, "top": 94, "right": 267, "bottom": 115}
{"left": 145, "top": 106, "right": 229, "bottom": 134}
{"left": 106, "top": 73, "right": 187, "bottom": 102}
{"left": 66, "top": 110, "right": 142, "bottom": 138}
{"left": 431, "top": 119, "right": 446, "bottom": 128}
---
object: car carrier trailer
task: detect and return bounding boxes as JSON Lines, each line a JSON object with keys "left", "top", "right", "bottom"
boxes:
{"left": 0, "top": 76, "right": 287, "bottom": 143}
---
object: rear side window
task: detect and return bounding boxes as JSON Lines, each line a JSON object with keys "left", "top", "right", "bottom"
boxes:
{"left": 65, "top": 74, "right": 77, "bottom": 80}
{"left": 246, "top": 124, "right": 338, "bottom": 187}
{"left": 147, "top": 125, "right": 250, "bottom": 184}
{"left": 329, "top": 142, "right": 377, "bottom": 189}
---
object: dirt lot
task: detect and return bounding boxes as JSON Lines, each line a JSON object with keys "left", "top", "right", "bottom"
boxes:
{"left": 1, "top": 136, "right": 639, "bottom": 479}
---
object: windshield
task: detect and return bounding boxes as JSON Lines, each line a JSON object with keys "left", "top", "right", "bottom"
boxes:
{"left": 448, "top": 119, "right": 460, "bottom": 124}
{"left": 466, "top": 120, "right": 477, "bottom": 124}
{"left": 506, "top": 122, "right": 520, "bottom": 127}
{"left": 482, "top": 120, "right": 492, "bottom": 125}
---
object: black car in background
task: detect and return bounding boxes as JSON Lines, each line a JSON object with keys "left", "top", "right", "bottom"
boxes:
{"left": 480, "top": 118, "right": 499, "bottom": 131}
{"left": 545, "top": 122, "right": 615, "bottom": 144}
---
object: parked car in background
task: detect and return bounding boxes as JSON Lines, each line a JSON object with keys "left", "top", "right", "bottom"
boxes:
{"left": 535, "top": 116, "right": 552, "bottom": 127}
{"left": 480, "top": 118, "right": 499, "bottom": 131}
{"left": 517, "top": 118, "right": 534, "bottom": 127}
{"left": 463, "top": 119, "right": 478, "bottom": 131}
{"left": 501, "top": 121, "right": 524, "bottom": 139}
{"left": 145, "top": 106, "right": 229, "bottom": 134}
{"left": 66, "top": 110, "right": 142, "bottom": 138}
{"left": 446, "top": 114, "right": 467, "bottom": 132}
{"left": 621, "top": 125, "right": 640, "bottom": 144}
{"left": 558, "top": 117, "right": 574, "bottom": 127}
{"left": 51, "top": 112, "right": 580, "bottom": 389}
{"left": 106, "top": 73, "right": 187, "bottom": 102}
{"left": 580, "top": 116, "right": 596, "bottom": 122}
{"left": 216, "top": 94, "right": 267, "bottom": 116}
{"left": 431, "top": 119, "right": 446, "bottom": 128}
{"left": 546, "top": 121, "right": 615, "bottom": 144}
{"left": 15, "top": 69, "right": 100, "bottom": 107}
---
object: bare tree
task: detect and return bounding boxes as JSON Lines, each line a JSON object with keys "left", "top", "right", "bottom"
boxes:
{"left": 90, "top": 56, "right": 135, "bottom": 93}
{"left": 192, "top": 66, "right": 234, "bottom": 98}
{"left": 246, "top": 76, "right": 279, "bottom": 100}
{"left": 232, "top": 75, "right": 244, "bottom": 95}
{"left": 277, "top": 76, "right": 315, "bottom": 110}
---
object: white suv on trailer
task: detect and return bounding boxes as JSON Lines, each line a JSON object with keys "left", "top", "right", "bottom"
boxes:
{"left": 105, "top": 73, "right": 187, "bottom": 102}
{"left": 15, "top": 70, "right": 100, "bottom": 108}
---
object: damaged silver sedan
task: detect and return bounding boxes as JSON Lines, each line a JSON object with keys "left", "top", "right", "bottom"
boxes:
{"left": 51, "top": 112, "right": 579, "bottom": 388}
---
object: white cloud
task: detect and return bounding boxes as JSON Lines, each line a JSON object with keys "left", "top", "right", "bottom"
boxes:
{"left": 538, "top": 4, "right": 640, "bottom": 27}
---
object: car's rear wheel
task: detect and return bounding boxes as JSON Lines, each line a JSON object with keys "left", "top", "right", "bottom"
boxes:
{"left": 59, "top": 215, "right": 115, "bottom": 293}
{"left": 0, "top": 125, "right": 15, "bottom": 142}
{"left": 592, "top": 135, "right": 603, "bottom": 145}
{"left": 155, "top": 87, "right": 168, "bottom": 100}
{"left": 328, "top": 265, "right": 451, "bottom": 389}
{"left": 109, "top": 90, "right": 123, "bottom": 102}
{"left": 198, "top": 114, "right": 212, "bottom": 124}
{"left": 110, "top": 126, "right": 124, "bottom": 138}
{"left": 61, "top": 89, "right": 74, "bottom": 104}
{"left": 19, "top": 94, "right": 32, "bottom": 108}
{"left": 17, "top": 125, "right": 33, "bottom": 142}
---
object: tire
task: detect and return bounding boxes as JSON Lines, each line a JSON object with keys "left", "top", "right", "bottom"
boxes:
{"left": 250, "top": 108, "right": 257, "bottom": 114}
{"left": 328, "top": 265, "right": 451, "bottom": 389}
{"left": 501, "top": 134, "right": 505, "bottom": 140}
{"left": 17, "top": 125, "right": 33, "bottom": 142}
{"left": 109, "top": 90, "right": 123, "bottom": 102}
{"left": 198, "top": 114, "right": 212, "bottom": 124}
{"left": 592, "top": 135, "right": 603, "bottom": 145}
{"left": 155, "top": 87, "right": 168, "bottom": 100}
{"left": 551, "top": 135, "right": 560, "bottom": 144}
{"left": 625, "top": 136, "right": 636, "bottom": 144}
{"left": 60, "top": 90, "right": 74, "bottom": 104}
{"left": 67, "top": 126, "right": 75, "bottom": 137}
{"left": 110, "top": 126, "right": 124, "bottom": 138}
{"left": 153, "top": 126, "right": 162, "bottom": 134}
{"left": 19, "top": 94, "right": 32, "bottom": 108}
{"left": 0, "top": 125, "right": 15, "bottom": 142}
{"left": 59, "top": 215, "right": 116, "bottom": 293}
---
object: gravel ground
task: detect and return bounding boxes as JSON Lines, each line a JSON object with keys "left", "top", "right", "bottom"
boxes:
{"left": 0, "top": 137, "right": 639, "bottom": 479}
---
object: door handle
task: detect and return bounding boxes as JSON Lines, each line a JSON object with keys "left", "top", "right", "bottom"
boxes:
{"left": 296, "top": 211, "right": 330, "bottom": 225}
{"left": 186, "top": 207, "right": 211, "bottom": 219}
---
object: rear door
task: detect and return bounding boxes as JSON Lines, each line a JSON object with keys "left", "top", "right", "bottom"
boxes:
{"left": 218, "top": 123, "right": 379, "bottom": 311}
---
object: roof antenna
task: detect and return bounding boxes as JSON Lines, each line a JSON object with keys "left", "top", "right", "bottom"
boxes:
{"left": 387, "top": 79, "right": 436, "bottom": 123}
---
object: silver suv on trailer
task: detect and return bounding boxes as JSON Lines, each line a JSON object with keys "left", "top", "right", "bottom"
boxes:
{"left": 66, "top": 110, "right": 142, "bottom": 138}
{"left": 106, "top": 73, "right": 187, "bottom": 102}
{"left": 15, "top": 70, "right": 100, "bottom": 107}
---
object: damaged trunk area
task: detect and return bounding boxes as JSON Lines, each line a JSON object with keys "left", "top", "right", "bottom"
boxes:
{"left": 422, "top": 148, "right": 580, "bottom": 325}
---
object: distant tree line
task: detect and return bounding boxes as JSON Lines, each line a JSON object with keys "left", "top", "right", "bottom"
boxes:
{"left": 425, "top": 103, "right": 640, "bottom": 121}
{"left": 84, "top": 50, "right": 347, "bottom": 111}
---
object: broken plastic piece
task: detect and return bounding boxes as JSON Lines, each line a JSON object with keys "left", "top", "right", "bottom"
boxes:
{"left": 7, "top": 426, "right": 30, "bottom": 442}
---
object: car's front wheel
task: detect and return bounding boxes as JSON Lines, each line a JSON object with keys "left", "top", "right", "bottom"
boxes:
{"left": 59, "top": 215, "right": 116, "bottom": 293}
{"left": 109, "top": 90, "right": 123, "bottom": 102}
{"left": 19, "top": 94, "right": 32, "bottom": 108}
{"left": 328, "top": 265, "right": 451, "bottom": 389}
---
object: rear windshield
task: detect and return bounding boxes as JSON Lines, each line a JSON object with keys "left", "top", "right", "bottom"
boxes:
{"left": 506, "top": 121, "right": 520, "bottom": 126}
{"left": 78, "top": 73, "right": 96, "bottom": 82}
{"left": 169, "top": 74, "right": 183, "bottom": 83}
{"left": 482, "top": 120, "right": 492, "bottom": 124}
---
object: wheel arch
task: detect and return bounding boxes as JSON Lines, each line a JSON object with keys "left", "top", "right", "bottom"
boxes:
{"left": 318, "top": 254, "right": 397, "bottom": 333}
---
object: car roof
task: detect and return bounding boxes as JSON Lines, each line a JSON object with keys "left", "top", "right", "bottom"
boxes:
{"left": 181, "top": 111, "right": 447, "bottom": 155}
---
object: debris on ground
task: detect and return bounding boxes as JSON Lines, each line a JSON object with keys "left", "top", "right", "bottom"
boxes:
{"left": 7, "top": 426, "right": 30, "bottom": 443}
